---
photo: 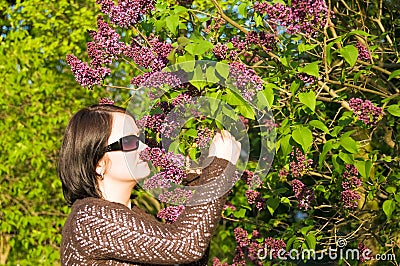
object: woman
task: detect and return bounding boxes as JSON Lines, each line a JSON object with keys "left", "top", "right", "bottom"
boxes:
{"left": 58, "top": 104, "right": 241, "bottom": 265}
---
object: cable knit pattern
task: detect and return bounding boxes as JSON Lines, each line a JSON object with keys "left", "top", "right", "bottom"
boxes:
{"left": 61, "top": 157, "right": 234, "bottom": 265}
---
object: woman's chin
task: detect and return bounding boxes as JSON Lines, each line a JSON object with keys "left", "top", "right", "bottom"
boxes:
{"left": 133, "top": 166, "right": 151, "bottom": 181}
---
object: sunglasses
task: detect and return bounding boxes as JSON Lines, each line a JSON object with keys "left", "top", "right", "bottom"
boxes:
{"left": 104, "top": 135, "right": 140, "bottom": 152}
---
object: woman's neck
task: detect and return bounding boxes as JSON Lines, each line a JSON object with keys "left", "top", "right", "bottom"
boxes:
{"left": 99, "top": 179, "right": 136, "bottom": 208}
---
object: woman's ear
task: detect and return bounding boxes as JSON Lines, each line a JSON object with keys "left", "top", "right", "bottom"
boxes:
{"left": 96, "top": 156, "right": 107, "bottom": 179}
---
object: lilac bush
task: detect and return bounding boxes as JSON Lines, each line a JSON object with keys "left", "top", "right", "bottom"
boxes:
{"left": 64, "top": 0, "right": 400, "bottom": 264}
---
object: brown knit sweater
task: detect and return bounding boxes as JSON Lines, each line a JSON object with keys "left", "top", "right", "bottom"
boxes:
{"left": 61, "top": 157, "right": 235, "bottom": 265}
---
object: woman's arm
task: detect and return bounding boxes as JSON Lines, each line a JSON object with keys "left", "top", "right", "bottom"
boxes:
{"left": 69, "top": 158, "right": 234, "bottom": 265}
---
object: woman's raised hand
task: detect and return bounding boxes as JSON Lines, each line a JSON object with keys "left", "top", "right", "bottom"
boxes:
{"left": 208, "top": 130, "right": 241, "bottom": 165}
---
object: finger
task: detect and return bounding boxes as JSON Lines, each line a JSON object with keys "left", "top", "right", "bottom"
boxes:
{"left": 220, "top": 129, "right": 225, "bottom": 141}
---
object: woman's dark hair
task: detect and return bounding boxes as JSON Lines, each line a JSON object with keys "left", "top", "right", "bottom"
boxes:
{"left": 58, "top": 104, "right": 134, "bottom": 205}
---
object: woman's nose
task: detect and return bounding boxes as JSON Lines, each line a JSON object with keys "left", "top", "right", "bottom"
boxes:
{"left": 138, "top": 140, "right": 148, "bottom": 152}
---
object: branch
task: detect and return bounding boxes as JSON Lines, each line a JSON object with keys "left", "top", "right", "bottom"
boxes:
{"left": 318, "top": 81, "right": 351, "bottom": 111}
{"left": 371, "top": 17, "right": 393, "bottom": 46}
{"left": 210, "top": 0, "right": 248, "bottom": 34}
{"left": 326, "top": 79, "right": 390, "bottom": 97}
{"left": 102, "top": 84, "right": 138, "bottom": 90}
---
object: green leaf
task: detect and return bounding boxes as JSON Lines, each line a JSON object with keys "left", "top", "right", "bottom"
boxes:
{"left": 319, "top": 139, "right": 335, "bottom": 167}
{"left": 262, "top": 84, "right": 276, "bottom": 108}
{"left": 238, "top": 2, "right": 247, "bottom": 17}
{"left": 346, "top": 30, "right": 371, "bottom": 37}
{"left": 339, "top": 151, "right": 354, "bottom": 164}
{"left": 339, "top": 136, "right": 358, "bottom": 154}
{"left": 292, "top": 126, "right": 313, "bottom": 153}
{"left": 215, "top": 62, "right": 229, "bottom": 79}
{"left": 224, "top": 89, "right": 245, "bottom": 105}
{"left": 305, "top": 233, "right": 317, "bottom": 250}
{"left": 299, "top": 61, "right": 319, "bottom": 77}
{"left": 237, "top": 104, "right": 255, "bottom": 119}
{"left": 300, "top": 225, "right": 313, "bottom": 236}
{"left": 326, "top": 41, "right": 336, "bottom": 65}
{"left": 165, "top": 15, "right": 180, "bottom": 34}
{"left": 205, "top": 67, "right": 219, "bottom": 83}
{"left": 298, "top": 91, "right": 316, "bottom": 112}
{"left": 339, "top": 45, "right": 358, "bottom": 67}
{"left": 298, "top": 43, "right": 318, "bottom": 53}
{"left": 382, "top": 200, "right": 395, "bottom": 220}
{"left": 185, "top": 40, "right": 214, "bottom": 55}
{"left": 290, "top": 80, "right": 301, "bottom": 95}
{"left": 278, "top": 134, "right": 292, "bottom": 156}
{"left": 266, "top": 197, "right": 280, "bottom": 215}
{"left": 387, "top": 104, "right": 400, "bottom": 116}
{"left": 280, "top": 56, "right": 290, "bottom": 67}
{"left": 173, "top": 5, "right": 187, "bottom": 15}
{"left": 188, "top": 147, "right": 197, "bottom": 160}
{"left": 184, "top": 128, "right": 198, "bottom": 137}
{"left": 388, "top": 69, "right": 400, "bottom": 80}
{"left": 355, "top": 160, "right": 372, "bottom": 179}
{"left": 280, "top": 197, "right": 291, "bottom": 206}
{"left": 385, "top": 187, "right": 397, "bottom": 194}
{"left": 309, "top": 120, "right": 329, "bottom": 134}
{"left": 233, "top": 208, "right": 246, "bottom": 218}
{"left": 254, "top": 12, "right": 263, "bottom": 27}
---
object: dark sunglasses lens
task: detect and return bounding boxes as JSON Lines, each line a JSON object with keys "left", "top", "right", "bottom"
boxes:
{"left": 121, "top": 135, "right": 139, "bottom": 151}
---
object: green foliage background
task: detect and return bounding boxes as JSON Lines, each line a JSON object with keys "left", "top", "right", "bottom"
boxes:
{"left": 1, "top": 0, "right": 399, "bottom": 265}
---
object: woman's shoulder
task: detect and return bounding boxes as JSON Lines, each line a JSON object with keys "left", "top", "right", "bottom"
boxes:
{"left": 69, "top": 197, "right": 129, "bottom": 217}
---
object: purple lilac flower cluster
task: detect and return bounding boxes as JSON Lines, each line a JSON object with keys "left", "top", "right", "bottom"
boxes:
{"left": 223, "top": 201, "right": 237, "bottom": 211}
{"left": 130, "top": 71, "right": 182, "bottom": 89}
{"left": 171, "top": 93, "right": 194, "bottom": 106}
{"left": 228, "top": 228, "right": 287, "bottom": 265}
{"left": 229, "top": 61, "right": 263, "bottom": 101}
{"left": 96, "top": 0, "right": 155, "bottom": 28}
{"left": 242, "top": 170, "right": 263, "bottom": 189}
{"left": 291, "top": 179, "right": 315, "bottom": 210}
{"left": 158, "top": 188, "right": 193, "bottom": 205}
{"left": 289, "top": 147, "right": 313, "bottom": 178}
{"left": 88, "top": 17, "right": 127, "bottom": 67}
{"left": 159, "top": 106, "right": 185, "bottom": 139}
{"left": 66, "top": 55, "right": 110, "bottom": 88}
{"left": 245, "top": 31, "right": 276, "bottom": 52}
{"left": 340, "top": 189, "right": 360, "bottom": 209}
{"left": 67, "top": 17, "right": 126, "bottom": 88}
{"left": 264, "top": 237, "right": 287, "bottom": 259}
{"left": 124, "top": 35, "right": 172, "bottom": 71}
{"left": 260, "top": 117, "right": 279, "bottom": 131}
{"left": 140, "top": 147, "right": 187, "bottom": 189}
{"left": 358, "top": 242, "right": 373, "bottom": 262}
{"left": 340, "top": 164, "right": 361, "bottom": 209}
{"left": 245, "top": 190, "right": 265, "bottom": 210}
{"left": 348, "top": 98, "right": 384, "bottom": 126}
{"left": 213, "top": 43, "right": 229, "bottom": 60}
{"left": 230, "top": 228, "right": 267, "bottom": 266}
{"left": 212, "top": 257, "right": 229, "bottom": 266}
{"left": 136, "top": 114, "right": 164, "bottom": 132}
{"left": 214, "top": 31, "right": 276, "bottom": 61}
{"left": 355, "top": 42, "right": 371, "bottom": 61}
{"left": 99, "top": 97, "right": 115, "bottom": 105}
{"left": 253, "top": 0, "right": 332, "bottom": 36}
{"left": 196, "top": 127, "right": 214, "bottom": 148}
{"left": 298, "top": 73, "right": 316, "bottom": 84}
{"left": 341, "top": 164, "right": 361, "bottom": 190}
{"left": 204, "top": 16, "right": 224, "bottom": 34}
{"left": 157, "top": 205, "right": 185, "bottom": 223}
